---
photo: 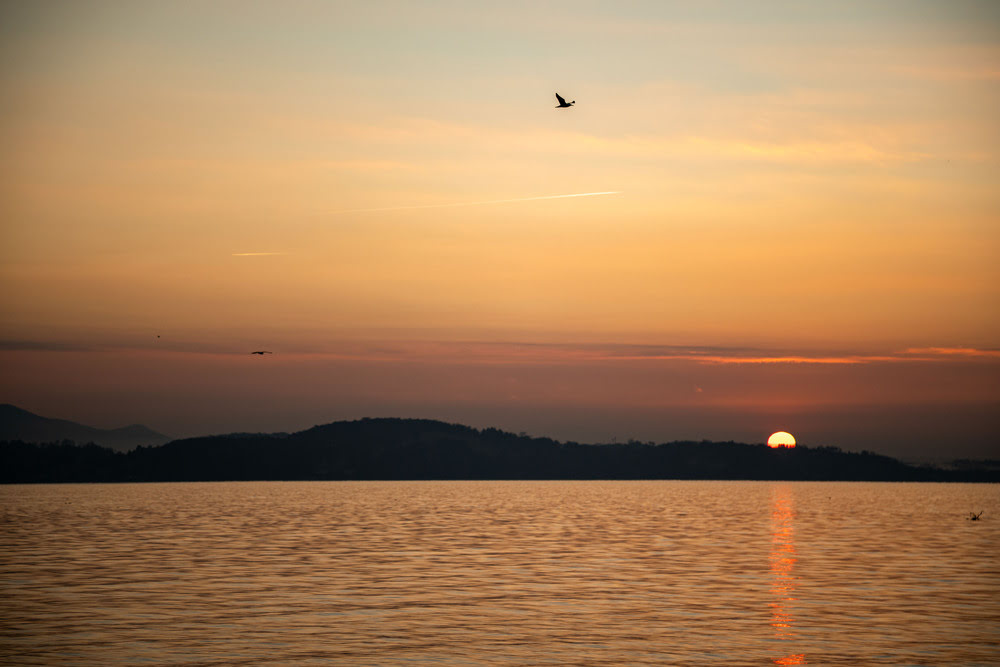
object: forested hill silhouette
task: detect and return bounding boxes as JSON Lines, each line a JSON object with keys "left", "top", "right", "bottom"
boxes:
{"left": 1, "top": 417, "right": 996, "bottom": 483}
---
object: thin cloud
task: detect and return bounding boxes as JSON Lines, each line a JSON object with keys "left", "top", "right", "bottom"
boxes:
{"left": 20, "top": 340, "right": 996, "bottom": 368}
{"left": 891, "top": 65, "right": 1000, "bottom": 82}
{"left": 0, "top": 340, "right": 93, "bottom": 352}
{"left": 327, "top": 191, "right": 622, "bottom": 214}
{"left": 597, "top": 347, "right": 1000, "bottom": 365}
{"left": 903, "top": 347, "right": 1000, "bottom": 359}
{"left": 334, "top": 116, "right": 927, "bottom": 166}
{"left": 682, "top": 137, "right": 928, "bottom": 165}
{"left": 213, "top": 342, "right": 1000, "bottom": 367}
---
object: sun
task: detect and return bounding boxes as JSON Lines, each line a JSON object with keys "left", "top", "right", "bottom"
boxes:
{"left": 767, "top": 431, "right": 796, "bottom": 448}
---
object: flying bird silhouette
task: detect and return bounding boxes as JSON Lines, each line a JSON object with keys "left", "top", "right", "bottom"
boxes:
{"left": 250, "top": 351, "right": 272, "bottom": 355}
{"left": 555, "top": 93, "right": 575, "bottom": 108}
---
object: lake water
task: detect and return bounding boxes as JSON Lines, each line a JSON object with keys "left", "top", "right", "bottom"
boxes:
{"left": 1, "top": 481, "right": 997, "bottom": 665}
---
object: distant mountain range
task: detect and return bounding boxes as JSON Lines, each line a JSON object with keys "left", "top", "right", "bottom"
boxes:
{"left": 0, "top": 404, "right": 170, "bottom": 452}
{"left": 2, "top": 415, "right": 997, "bottom": 483}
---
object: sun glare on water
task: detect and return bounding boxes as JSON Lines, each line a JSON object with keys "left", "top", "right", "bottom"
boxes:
{"left": 768, "top": 431, "right": 796, "bottom": 448}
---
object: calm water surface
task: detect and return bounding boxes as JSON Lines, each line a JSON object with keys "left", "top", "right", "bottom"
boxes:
{"left": 1, "top": 481, "right": 998, "bottom": 665}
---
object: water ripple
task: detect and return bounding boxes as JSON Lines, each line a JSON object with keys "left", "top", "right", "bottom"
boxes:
{"left": 1, "top": 481, "right": 997, "bottom": 664}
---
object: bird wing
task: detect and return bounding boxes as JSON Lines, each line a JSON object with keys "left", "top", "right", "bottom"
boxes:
{"left": 555, "top": 93, "right": 566, "bottom": 105}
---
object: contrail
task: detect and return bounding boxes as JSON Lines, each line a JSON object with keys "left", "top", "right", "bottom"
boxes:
{"left": 329, "top": 191, "right": 622, "bottom": 214}
{"left": 231, "top": 252, "right": 288, "bottom": 256}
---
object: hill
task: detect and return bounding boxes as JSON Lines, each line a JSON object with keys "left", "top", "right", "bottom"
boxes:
{"left": 0, "top": 404, "right": 170, "bottom": 452}
{"left": 2, "top": 417, "right": 996, "bottom": 483}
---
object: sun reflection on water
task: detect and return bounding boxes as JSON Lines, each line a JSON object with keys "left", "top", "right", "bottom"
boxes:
{"left": 770, "top": 485, "right": 806, "bottom": 665}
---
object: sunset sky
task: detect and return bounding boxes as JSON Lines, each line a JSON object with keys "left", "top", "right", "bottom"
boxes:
{"left": 1, "top": 1, "right": 998, "bottom": 459}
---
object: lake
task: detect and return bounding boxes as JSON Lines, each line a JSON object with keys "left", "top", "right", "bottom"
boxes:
{"left": 1, "top": 481, "right": 997, "bottom": 665}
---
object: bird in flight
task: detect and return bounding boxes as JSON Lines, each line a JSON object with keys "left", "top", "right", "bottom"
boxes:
{"left": 555, "top": 93, "right": 575, "bottom": 108}
{"left": 250, "top": 351, "right": 273, "bottom": 355}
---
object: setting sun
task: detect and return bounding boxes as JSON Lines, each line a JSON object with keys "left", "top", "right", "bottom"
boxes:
{"left": 768, "top": 432, "right": 797, "bottom": 448}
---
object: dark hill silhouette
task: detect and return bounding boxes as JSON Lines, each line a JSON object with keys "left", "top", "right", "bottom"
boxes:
{"left": 1, "top": 417, "right": 996, "bottom": 483}
{"left": 0, "top": 404, "right": 170, "bottom": 452}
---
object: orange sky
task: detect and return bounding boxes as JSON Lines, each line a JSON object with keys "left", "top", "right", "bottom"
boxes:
{"left": 1, "top": 2, "right": 997, "bottom": 457}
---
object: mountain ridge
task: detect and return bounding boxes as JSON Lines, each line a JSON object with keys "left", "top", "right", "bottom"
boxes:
{"left": 0, "top": 404, "right": 170, "bottom": 452}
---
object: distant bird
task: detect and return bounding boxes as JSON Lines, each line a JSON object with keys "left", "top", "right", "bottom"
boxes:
{"left": 555, "top": 92, "right": 575, "bottom": 108}
{"left": 968, "top": 511, "right": 983, "bottom": 521}
{"left": 250, "top": 351, "right": 272, "bottom": 355}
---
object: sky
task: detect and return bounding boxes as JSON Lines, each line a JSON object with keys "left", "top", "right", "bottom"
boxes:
{"left": 1, "top": 1, "right": 998, "bottom": 460}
